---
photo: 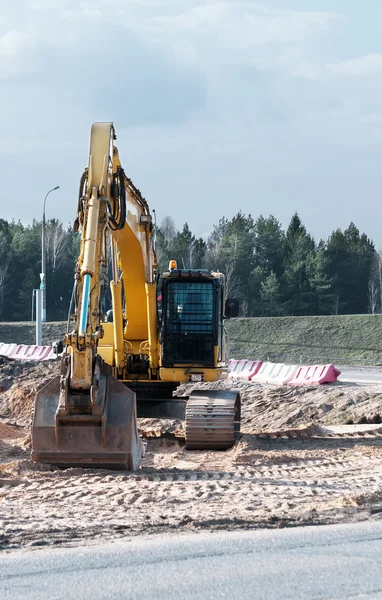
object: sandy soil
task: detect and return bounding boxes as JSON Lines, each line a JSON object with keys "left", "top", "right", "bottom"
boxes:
{"left": 1, "top": 358, "right": 382, "bottom": 550}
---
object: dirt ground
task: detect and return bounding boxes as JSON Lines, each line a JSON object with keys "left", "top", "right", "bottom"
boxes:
{"left": 1, "top": 357, "right": 382, "bottom": 551}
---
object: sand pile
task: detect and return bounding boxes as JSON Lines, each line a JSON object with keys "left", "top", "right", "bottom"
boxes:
{"left": 179, "top": 379, "right": 382, "bottom": 431}
{"left": 1, "top": 361, "right": 382, "bottom": 550}
{"left": 0, "top": 357, "right": 60, "bottom": 426}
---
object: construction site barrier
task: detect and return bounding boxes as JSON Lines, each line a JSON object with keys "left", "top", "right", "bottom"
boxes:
{"left": 0, "top": 343, "right": 17, "bottom": 358}
{"left": 230, "top": 358, "right": 341, "bottom": 386}
{"left": 228, "top": 359, "right": 262, "bottom": 381}
{"left": 288, "top": 364, "right": 341, "bottom": 386}
{"left": 251, "top": 362, "right": 299, "bottom": 385}
{"left": 0, "top": 343, "right": 57, "bottom": 361}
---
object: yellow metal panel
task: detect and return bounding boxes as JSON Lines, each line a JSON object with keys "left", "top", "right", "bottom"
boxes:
{"left": 113, "top": 223, "right": 148, "bottom": 341}
{"left": 159, "top": 367, "right": 222, "bottom": 383}
{"left": 97, "top": 346, "right": 114, "bottom": 366}
{"left": 99, "top": 323, "right": 114, "bottom": 346}
{"left": 88, "top": 122, "right": 113, "bottom": 194}
{"left": 214, "top": 345, "right": 219, "bottom": 367}
{"left": 111, "top": 279, "right": 125, "bottom": 369}
{"left": 145, "top": 282, "right": 159, "bottom": 370}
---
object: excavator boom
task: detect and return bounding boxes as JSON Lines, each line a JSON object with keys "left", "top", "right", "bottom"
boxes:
{"left": 32, "top": 123, "right": 144, "bottom": 470}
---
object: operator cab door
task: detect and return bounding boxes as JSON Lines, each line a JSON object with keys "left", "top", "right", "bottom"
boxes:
{"left": 161, "top": 279, "right": 218, "bottom": 367}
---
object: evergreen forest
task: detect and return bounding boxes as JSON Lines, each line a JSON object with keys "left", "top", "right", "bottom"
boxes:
{"left": 0, "top": 212, "right": 379, "bottom": 321}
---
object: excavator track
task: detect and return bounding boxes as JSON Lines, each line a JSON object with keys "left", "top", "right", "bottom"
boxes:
{"left": 185, "top": 390, "right": 241, "bottom": 450}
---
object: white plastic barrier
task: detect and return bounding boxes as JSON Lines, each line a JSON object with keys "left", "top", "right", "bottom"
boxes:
{"left": 251, "top": 362, "right": 299, "bottom": 385}
{"left": 271, "top": 364, "right": 299, "bottom": 385}
{"left": 0, "top": 343, "right": 57, "bottom": 361}
{"left": 228, "top": 359, "right": 262, "bottom": 381}
{"left": 0, "top": 343, "right": 17, "bottom": 358}
{"left": 228, "top": 358, "right": 340, "bottom": 387}
{"left": 289, "top": 364, "right": 341, "bottom": 385}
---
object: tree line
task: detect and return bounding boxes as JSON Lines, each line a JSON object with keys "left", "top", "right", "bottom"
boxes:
{"left": 156, "top": 212, "right": 377, "bottom": 317}
{"left": 0, "top": 212, "right": 378, "bottom": 321}
{"left": 0, "top": 219, "right": 79, "bottom": 322}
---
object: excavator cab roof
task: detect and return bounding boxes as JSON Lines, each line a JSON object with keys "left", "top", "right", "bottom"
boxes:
{"left": 162, "top": 268, "right": 223, "bottom": 281}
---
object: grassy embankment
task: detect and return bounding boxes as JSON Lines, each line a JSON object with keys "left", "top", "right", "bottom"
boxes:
{"left": 0, "top": 322, "right": 66, "bottom": 346}
{"left": 227, "top": 315, "right": 382, "bottom": 366}
{"left": 1, "top": 315, "right": 382, "bottom": 365}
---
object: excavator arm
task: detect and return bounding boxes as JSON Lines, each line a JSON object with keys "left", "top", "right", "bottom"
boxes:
{"left": 32, "top": 123, "right": 147, "bottom": 470}
{"left": 67, "top": 122, "right": 113, "bottom": 390}
{"left": 68, "top": 122, "right": 158, "bottom": 385}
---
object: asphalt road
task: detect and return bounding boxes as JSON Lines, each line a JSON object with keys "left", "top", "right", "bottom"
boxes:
{"left": 339, "top": 366, "right": 382, "bottom": 384}
{"left": 1, "top": 522, "right": 382, "bottom": 599}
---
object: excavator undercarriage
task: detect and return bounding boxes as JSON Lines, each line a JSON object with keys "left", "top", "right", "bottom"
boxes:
{"left": 130, "top": 382, "right": 241, "bottom": 449}
{"left": 32, "top": 375, "right": 240, "bottom": 466}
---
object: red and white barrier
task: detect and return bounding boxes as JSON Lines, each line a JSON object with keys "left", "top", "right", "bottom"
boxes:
{"left": 228, "top": 359, "right": 262, "bottom": 381}
{"left": 252, "top": 362, "right": 299, "bottom": 385}
{"left": 0, "top": 343, "right": 57, "bottom": 361}
{"left": 10, "top": 345, "right": 55, "bottom": 361}
{"left": 229, "top": 358, "right": 341, "bottom": 386}
{"left": 288, "top": 364, "right": 341, "bottom": 386}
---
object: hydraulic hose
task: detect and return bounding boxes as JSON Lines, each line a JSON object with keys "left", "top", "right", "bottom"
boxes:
{"left": 109, "top": 166, "right": 126, "bottom": 230}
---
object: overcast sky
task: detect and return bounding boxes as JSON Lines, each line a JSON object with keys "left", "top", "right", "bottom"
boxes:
{"left": 1, "top": 0, "right": 382, "bottom": 244}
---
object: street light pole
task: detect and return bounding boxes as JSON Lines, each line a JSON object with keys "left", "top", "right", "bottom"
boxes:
{"left": 152, "top": 208, "right": 157, "bottom": 251}
{"left": 41, "top": 186, "right": 60, "bottom": 322}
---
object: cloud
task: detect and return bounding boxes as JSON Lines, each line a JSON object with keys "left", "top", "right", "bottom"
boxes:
{"left": 360, "top": 113, "right": 382, "bottom": 124}
{"left": 0, "top": 2, "right": 206, "bottom": 127}
{"left": 0, "top": 1, "right": 340, "bottom": 84}
{"left": 328, "top": 53, "right": 382, "bottom": 76}
{"left": 130, "top": 2, "right": 340, "bottom": 78}
{"left": 0, "top": 29, "right": 36, "bottom": 78}
{"left": 1, "top": 0, "right": 382, "bottom": 248}
{"left": 251, "top": 47, "right": 321, "bottom": 81}
{"left": 0, "top": 31, "right": 33, "bottom": 57}
{"left": 151, "top": 2, "right": 338, "bottom": 46}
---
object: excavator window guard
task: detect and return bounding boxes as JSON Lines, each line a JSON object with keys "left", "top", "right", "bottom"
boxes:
{"left": 166, "top": 282, "right": 214, "bottom": 334}
{"left": 161, "top": 280, "right": 216, "bottom": 365}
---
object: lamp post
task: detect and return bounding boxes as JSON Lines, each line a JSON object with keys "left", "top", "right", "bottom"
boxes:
{"left": 152, "top": 208, "right": 157, "bottom": 250}
{"left": 41, "top": 186, "right": 60, "bottom": 322}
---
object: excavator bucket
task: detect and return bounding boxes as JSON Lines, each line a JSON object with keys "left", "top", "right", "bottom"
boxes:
{"left": 32, "top": 373, "right": 143, "bottom": 470}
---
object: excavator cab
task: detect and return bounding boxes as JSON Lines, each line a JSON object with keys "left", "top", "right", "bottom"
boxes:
{"left": 154, "top": 266, "right": 241, "bottom": 450}
{"left": 160, "top": 271, "right": 221, "bottom": 366}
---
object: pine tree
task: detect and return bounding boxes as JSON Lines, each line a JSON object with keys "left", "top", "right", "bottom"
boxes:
{"left": 205, "top": 212, "right": 255, "bottom": 308}
{"left": 253, "top": 215, "right": 285, "bottom": 277}
{"left": 260, "top": 271, "right": 281, "bottom": 316}
{"left": 169, "top": 223, "right": 206, "bottom": 269}
{"left": 306, "top": 245, "right": 335, "bottom": 314}
{"left": 285, "top": 212, "right": 308, "bottom": 259}
{"left": 282, "top": 214, "right": 316, "bottom": 315}
{"left": 324, "top": 224, "right": 374, "bottom": 314}
{"left": 0, "top": 219, "right": 13, "bottom": 320}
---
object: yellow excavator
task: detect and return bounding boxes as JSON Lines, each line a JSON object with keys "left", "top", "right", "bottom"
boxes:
{"left": 32, "top": 122, "right": 240, "bottom": 470}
